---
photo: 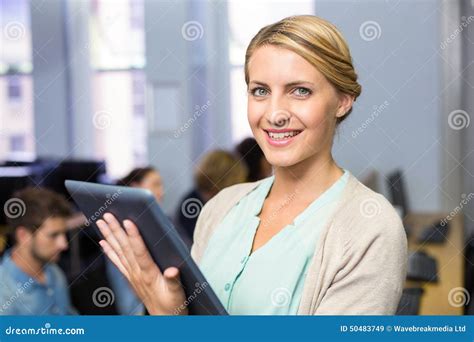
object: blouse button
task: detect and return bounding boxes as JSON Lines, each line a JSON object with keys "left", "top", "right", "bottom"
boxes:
{"left": 224, "top": 283, "right": 231, "bottom": 291}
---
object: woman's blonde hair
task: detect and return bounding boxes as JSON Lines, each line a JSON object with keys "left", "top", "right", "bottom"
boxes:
{"left": 245, "top": 15, "right": 362, "bottom": 123}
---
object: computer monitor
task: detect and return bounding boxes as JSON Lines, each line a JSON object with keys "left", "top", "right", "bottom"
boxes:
{"left": 42, "top": 159, "right": 107, "bottom": 201}
{"left": 0, "top": 167, "right": 36, "bottom": 225}
{"left": 387, "top": 170, "right": 410, "bottom": 219}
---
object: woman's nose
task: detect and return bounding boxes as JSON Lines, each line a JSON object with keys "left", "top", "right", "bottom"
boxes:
{"left": 266, "top": 95, "right": 291, "bottom": 128}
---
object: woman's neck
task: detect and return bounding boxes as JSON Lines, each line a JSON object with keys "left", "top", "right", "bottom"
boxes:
{"left": 270, "top": 153, "right": 343, "bottom": 205}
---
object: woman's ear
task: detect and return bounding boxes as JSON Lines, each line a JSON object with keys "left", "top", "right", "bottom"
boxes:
{"left": 335, "top": 93, "right": 355, "bottom": 119}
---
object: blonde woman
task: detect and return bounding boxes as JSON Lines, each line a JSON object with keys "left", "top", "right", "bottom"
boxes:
{"left": 176, "top": 149, "right": 248, "bottom": 242}
{"left": 97, "top": 15, "right": 407, "bottom": 315}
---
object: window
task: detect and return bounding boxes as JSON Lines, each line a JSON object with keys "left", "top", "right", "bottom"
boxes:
{"left": 227, "top": 0, "right": 315, "bottom": 144}
{"left": 9, "top": 135, "right": 25, "bottom": 152}
{"left": 90, "top": 0, "right": 147, "bottom": 178}
{"left": 0, "top": 0, "right": 34, "bottom": 161}
{"left": 7, "top": 76, "right": 22, "bottom": 101}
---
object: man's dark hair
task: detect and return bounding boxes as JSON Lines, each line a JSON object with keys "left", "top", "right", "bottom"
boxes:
{"left": 6, "top": 187, "right": 72, "bottom": 234}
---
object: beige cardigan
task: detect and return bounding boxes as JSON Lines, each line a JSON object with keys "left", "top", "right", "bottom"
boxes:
{"left": 190, "top": 172, "right": 407, "bottom": 315}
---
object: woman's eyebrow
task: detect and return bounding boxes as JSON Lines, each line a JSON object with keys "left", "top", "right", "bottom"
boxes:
{"left": 248, "top": 81, "right": 269, "bottom": 87}
{"left": 248, "top": 80, "right": 314, "bottom": 87}
{"left": 285, "top": 81, "right": 314, "bottom": 87}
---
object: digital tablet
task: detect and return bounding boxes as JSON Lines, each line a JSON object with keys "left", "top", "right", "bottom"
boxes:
{"left": 65, "top": 180, "right": 228, "bottom": 315}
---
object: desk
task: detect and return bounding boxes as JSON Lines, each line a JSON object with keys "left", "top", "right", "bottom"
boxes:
{"left": 405, "top": 213, "right": 464, "bottom": 315}
{"left": 0, "top": 225, "right": 7, "bottom": 253}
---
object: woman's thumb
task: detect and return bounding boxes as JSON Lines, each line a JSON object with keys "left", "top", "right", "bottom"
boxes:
{"left": 163, "top": 267, "right": 183, "bottom": 292}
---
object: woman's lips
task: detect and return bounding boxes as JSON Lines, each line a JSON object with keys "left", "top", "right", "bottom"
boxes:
{"left": 263, "top": 129, "right": 303, "bottom": 147}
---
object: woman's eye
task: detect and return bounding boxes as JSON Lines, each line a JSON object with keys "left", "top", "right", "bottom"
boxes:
{"left": 293, "top": 87, "right": 311, "bottom": 97}
{"left": 250, "top": 87, "right": 269, "bottom": 97}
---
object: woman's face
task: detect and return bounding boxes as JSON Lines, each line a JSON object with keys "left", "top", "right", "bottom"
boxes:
{"left": 247, "top": 45, "right": 352, "bottom": 168}
{"left": 135, "top": 171, "right": 164, "bottom": 203}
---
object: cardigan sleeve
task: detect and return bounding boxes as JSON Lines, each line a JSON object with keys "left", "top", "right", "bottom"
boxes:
{"left": 190, "top": 193, "right": 217, "bottom": 264}
{"left": 314, "top": 195, "right": 408, "bottom": 315}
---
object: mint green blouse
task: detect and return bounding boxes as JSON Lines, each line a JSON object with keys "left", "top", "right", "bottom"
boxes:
{"left": 199, "top": 170, "right": 350, "bottom": 315}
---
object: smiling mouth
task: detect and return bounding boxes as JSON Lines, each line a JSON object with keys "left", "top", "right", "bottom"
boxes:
{"left": 264, "top": 129, "right": 303, "bottom": 140}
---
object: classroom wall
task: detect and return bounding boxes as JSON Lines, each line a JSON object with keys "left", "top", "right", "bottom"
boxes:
{"left": 316, "top": 0, "right": 448, "bottom": 213}
{"left": 29, "top": 0, "right": 471, "bottom": 218}
{"left": 31, "top": 0, "right": 94, "bottom": 159}
{"left": 460, "top": 0, "right": 474, "bottom": 235}
{"left": 144, "top": 0, "right": 232, "bottom": 215}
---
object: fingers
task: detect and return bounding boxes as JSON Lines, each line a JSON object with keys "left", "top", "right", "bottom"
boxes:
{"left": 123, "top": 219, "right": 162, "bottom": 274}
{"left": 98, "top": 214, "right": 167, "bottom": 292}
{"left": 102, "top": 214, "right": 141, "bottom": 269}
{"left": 96, "top": 217, "right": 120, "bottom": 248}
{"left": 99, "top": 240, "right": 130, "bottom": 279}
{"left": 163, "top": 267, "right": 183, "bottom": 292}
{"left": 97, "top": 214, "right": 137, "bottom": 272}
{"left": 96, "top": 218, "right": 131, "bottom": 270}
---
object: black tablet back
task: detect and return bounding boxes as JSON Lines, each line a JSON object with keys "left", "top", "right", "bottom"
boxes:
{"left": 65, "top": 180, "right": 228, "bottom": 315}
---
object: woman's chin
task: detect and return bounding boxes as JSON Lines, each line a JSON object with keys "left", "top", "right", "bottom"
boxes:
{"left": 255, "top": 136, "right": 306, "bottom": 168}
{"left": 265, "top": 154, "right": 301, "bottom": 169}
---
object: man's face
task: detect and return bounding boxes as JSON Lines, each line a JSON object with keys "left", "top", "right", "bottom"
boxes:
{"left": 30, "top": 217, "right": 69, "bottom": 264}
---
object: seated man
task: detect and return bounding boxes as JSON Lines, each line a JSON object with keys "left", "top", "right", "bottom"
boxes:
{"left": 0, "top": 187, "right": 75, "bottom": 315}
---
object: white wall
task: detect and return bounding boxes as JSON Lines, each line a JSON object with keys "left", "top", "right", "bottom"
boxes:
{"left": 29, "top": 0, "right": 469, "bottom": 217}
{"left": 144, "top": 0, "right": 193, "bottom": 215}
{"left": 144, "top": 0, "right": 232, "bottom": 215}
{"left": 30, "top": 0, "right": 94, "bottom": 159}
{"left": 317, "top": 0, "right": 448, "bottom": 212}
{"left": 460, "top": 0, "right": 474, "bottom": 234}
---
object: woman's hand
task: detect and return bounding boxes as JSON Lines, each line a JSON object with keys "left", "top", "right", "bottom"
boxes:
{"left": 96, "top": 213, "right": 188, "bottom": 315}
